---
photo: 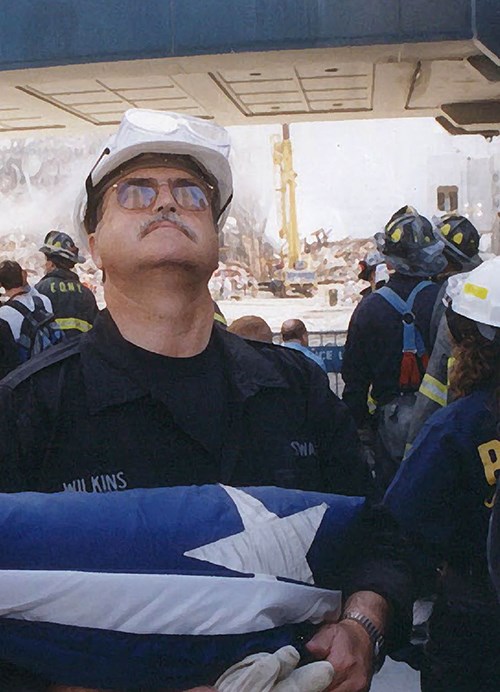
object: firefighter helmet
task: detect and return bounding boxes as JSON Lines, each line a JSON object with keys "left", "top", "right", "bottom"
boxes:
{"left": 39, "top": 231, "right": 85, "bottom": 265}
{"left": 434, "top": 214, "right": 481, "bottom": 268}
{"left": 375, "top": 206, "right": 446, "bottom": 276}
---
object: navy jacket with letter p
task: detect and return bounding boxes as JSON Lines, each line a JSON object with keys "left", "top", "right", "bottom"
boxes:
{"left": 385, "top": 387, "right": 499, "bottom": 604}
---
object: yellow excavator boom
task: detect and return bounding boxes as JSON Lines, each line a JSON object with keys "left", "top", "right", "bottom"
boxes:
{"left": 272, "top": 123, "right": 300, "bottom": 268}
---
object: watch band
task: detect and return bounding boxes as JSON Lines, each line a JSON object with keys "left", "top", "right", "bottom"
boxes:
{"left": 341, "top": 610, "right": 385, "bottom": 668}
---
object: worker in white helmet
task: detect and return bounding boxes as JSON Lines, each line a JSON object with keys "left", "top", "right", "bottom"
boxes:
{"left": 385, "top": 256, "right": 500, "bottom": 691}
{"left": 0, "top": 110, "right": 409, "bottom": 691}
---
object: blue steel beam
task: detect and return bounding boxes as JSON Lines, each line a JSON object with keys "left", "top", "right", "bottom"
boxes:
{"left": 475, "top": 0, "right": 500, "bottom": 60}
{"left": 0, "top": 0, "right": 496, "bottom": 73}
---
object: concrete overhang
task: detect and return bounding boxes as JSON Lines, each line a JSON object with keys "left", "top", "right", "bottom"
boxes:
{"left": 0, "top": 1, "right": 498, "bottom": 138}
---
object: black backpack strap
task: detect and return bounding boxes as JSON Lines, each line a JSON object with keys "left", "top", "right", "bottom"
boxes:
{"left": 32, "top": 295, "right": 45, "bottom": 311}
{"left": 5, "top": 295, "right": 58, "bottom": 359}
{"left": 1, "top": 338, "right": 81, "bottom": 389}
{"left": 7, "top": 295, "right": 54, "bottom": 322}
{"left": 5, "top": 297, "right": 31, "bottom": 317}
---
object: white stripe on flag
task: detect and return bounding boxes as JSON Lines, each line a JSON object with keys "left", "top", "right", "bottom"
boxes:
{"left": 0, "top": 570, "right": 341, "bottom": 636}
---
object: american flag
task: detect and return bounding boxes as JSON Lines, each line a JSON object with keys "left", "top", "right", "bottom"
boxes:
{"left": 0, "top": 484, "right": 365, "bottom": 689}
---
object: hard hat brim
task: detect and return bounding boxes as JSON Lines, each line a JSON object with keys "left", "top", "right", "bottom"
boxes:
{"left": 39, "top": 244, "right": 86, "bottom": 264}
{"left": 76, "top": 141, "right": 232, "bottom": 240}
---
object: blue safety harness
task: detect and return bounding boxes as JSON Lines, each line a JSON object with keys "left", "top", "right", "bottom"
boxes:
{"left": 377, "top": 281, "right": 433, "bottom": 356}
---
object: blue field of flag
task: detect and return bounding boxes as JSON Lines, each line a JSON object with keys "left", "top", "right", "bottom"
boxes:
{"left": 0, "top": 484, "right": 365, "bottom": 688}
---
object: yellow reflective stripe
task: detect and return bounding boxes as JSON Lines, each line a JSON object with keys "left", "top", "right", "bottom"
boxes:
{"left": 367, "top": 391, "right": 377, "bottom": 415}
{"left": 55, "top": 317, "right": 93, "bottom": 333}
{"left": 464, "top": 282, "right": 488, "bottom": 300}
{"left": 213, "top": 311, "right": 227, "bottom": 326}
{"left": 447, "top": 356, "right": 455, "bottom": 386}
{"left": 419, "top": 373, "right": 448, "bottom": 407}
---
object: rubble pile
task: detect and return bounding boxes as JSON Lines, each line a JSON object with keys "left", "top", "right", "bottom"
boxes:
{"left": 209, "top": 261, "right": 260, "bottom": 301}
{"left": 76, "top": 260, "right": 105, "bottom": 308}
{"left": 0, "top": 229, "right": 377, "bottom": 308}
{"left": 0, "top": 233, "right": 46, "bottom": 280}
{"left": 305, "top": 234, "right": 378, "bottom": 304}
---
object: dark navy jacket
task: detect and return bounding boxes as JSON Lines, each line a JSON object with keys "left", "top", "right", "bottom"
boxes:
{"left": 0, "top": 320, "right": 20, "bottom": 380}
{"left": 385, "top": 387, "right": 499, "bottom": 610}
{"left": 489, "top": 475, "right": 500, "bottom": 602}
{"left": 0, "top": 310, "right": 413, "bottom": 662}
{"left": 0, "top": 309, "right": 370, "bottom": 496}
{"left": 36, "top": 268, "right": 98, "bottom": 338}
{"left": 342, "top": 273, "right": 441, "bottom": 426}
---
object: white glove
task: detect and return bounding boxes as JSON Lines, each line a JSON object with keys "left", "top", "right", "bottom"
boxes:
{"left": 215, "top": 645, "right": 334, "bottom": 692}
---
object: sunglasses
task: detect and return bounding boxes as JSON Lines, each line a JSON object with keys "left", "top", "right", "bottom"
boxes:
{"left": 112, "top": 177, "right": 213, "bottom": 213}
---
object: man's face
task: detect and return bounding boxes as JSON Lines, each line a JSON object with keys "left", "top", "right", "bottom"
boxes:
{"left": 89, "top": 165, "right": 219, "bottom": 283}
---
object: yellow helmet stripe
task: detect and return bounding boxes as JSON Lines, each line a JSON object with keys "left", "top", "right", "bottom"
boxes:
{"left": 463, "top": 282, "right": 488, "bottom": 300}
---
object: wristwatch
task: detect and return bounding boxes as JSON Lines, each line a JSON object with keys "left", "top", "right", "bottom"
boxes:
{"left": 341, "top": 610, "right": 385, "bottom": 670}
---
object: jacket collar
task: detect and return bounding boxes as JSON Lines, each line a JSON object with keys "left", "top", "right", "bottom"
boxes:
{"left": 43, "top": 267, "right": 79, "bottom": 281}
{"left": 387, "top": 272, "right": 433, "bottom": 288}
{"left": 213, "top": 327, "right": 288, "bottom": 398}
{"left": 81, "top": 311, "right": 288, "bottom": 414}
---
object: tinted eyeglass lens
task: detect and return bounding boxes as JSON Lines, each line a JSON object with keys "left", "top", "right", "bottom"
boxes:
{"left": 116, "top": 181, "right": 157, "bottom": 209}
{"left": 172, "top": 182, "right": 209, "bottom": 211}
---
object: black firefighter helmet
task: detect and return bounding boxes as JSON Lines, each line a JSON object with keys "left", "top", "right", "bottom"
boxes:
{"left": 39, "top": 231, "right": 85, "bottom": 266}
{"left": 433, "top": 214, "right": 481, "bottom": 269}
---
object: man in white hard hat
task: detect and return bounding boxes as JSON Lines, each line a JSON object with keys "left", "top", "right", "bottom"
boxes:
{"left": 0, "top": 110, "right": 408, "bottom": 691}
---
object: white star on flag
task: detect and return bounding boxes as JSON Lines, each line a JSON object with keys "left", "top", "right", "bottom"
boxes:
{"left": 184, "top": 485, "right": 328, "bottom": 584}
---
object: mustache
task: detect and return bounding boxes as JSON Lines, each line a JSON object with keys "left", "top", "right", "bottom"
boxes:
{"left": 138, "top": 211, "right": 198, "bottom": 242}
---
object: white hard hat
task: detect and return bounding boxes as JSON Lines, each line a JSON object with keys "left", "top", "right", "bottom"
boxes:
{"left": 374, "top": 262, "right": 390, "bottom": 285}
{"left": 451, "top": 256, "right": 500, "bottom": 335}
{"left": 364, "top": 250, "right": 386, "bottom": 268}
{"left": 74, "top": 109, "right": 233, "bottom": 241}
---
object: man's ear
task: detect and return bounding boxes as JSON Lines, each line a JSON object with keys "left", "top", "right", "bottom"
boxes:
{"left": 21, "top": 269, "right": 28, "bottom": 285}
{"left": 88, "top": 233, "right": 103, "bottom": 270}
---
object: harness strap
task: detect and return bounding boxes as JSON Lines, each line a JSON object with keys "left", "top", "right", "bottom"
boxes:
{"left": 377, "top": 282, "right": 433, "bottom": 355}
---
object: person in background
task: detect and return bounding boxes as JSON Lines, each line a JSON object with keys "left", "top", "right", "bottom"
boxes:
{"left": 37, "top": 231, "right": 98, "bottom": 338}
{"left": 357, "top": 251, "right": 389, "bottom": 298}
{"left": 406, "top": 215, "right": 482, "bottom": 449}
{"left": 429, "top": 214, "right": 482, "bottom": 345}
{"left": 488, "top": 475, "right": 500, "bottom": 603}
{"left": 280, "top": 318, "right": 327, "bottom": 373}
{"left": 0, "top": 260, "right": 59, "bottom": 378}
{"left": 342, "top": 206, "right": 446, "bottom": 491}
{"left": 384, "top": 256, "right": 500, "bottom": 691}
{"left": 212, "top": 301, "right": 227, "bottom": 329}
{"left": 227, "top": 315, "right": 273, "bottom": 343}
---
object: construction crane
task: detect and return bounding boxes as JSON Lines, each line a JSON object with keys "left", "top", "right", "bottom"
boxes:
{"left": 270, "top": 124, "right": 316, "bottom": 297}
{"left": 272, "top": 123, "right": 301, "bottom": 268}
